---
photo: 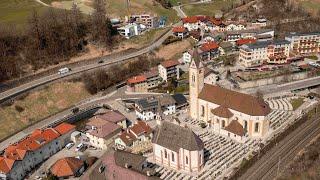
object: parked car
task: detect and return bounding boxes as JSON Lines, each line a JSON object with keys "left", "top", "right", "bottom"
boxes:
{"left": 66, "top": 142, "right": 74, "bottom": 149}
{"left": 75, "top": 143, "right": 84, "bottom": 151}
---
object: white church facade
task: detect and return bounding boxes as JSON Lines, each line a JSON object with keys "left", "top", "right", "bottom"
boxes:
{"left": 188, "top": 56, "right": 271, "bottom": 140}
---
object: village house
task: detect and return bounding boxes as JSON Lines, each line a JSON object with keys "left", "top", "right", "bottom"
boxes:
{"left": 152, "top": 121, "right": 204, "bottom": 173}
{"left": 285, "top": 32, "right": 320, "bottom": 55}
{"left": 127, "top": 75, "right": 148, "bottom": 93}
{"left": 135, "top": 94, "right": 176, "bottom": 121}
{"left": 117, "top": 23, "right": 142, "bottom": 39}
{"left": 158, "top": 59, "right": 180, "bottom": 82}
{"left": 0, "top": 123, "right": 75, "bottom": 180}
{"left": 95, "top": 110, "right": 128, "bottom": 129}
{"left": 225, "top": 22, "right": 246, "bottom": 31}
{"left": 85, "top": 118, "right": 122, "bottom": 149}
{"left": 172, "top": 26, "right": 188, "bottom": 39}
{"left": 82, "top": 150, "right": 157, "bottom": 180}
{"left": 189, "top": 56, "right": 271, "bottom": 140}
{"left": 239, "top": 40, "right": 291, "bottom": 67}
{"left": 143, "top": 67, "right": 161, "bottom": 90}
{"left": 50, "top": 157, "right": 85, "bottom": 178}
{"left": 115, "top": 120, "right": 153, "bottom": 150}
{"left": 198, "top": 41, "right": 220, "bottom": 61}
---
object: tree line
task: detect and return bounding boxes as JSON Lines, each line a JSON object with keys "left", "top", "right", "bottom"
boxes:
{"left": 82, "top": 54, "right": 163, "bottom": 94}
{"left": 0, "top": 0, "right": 115, "bottom": 83}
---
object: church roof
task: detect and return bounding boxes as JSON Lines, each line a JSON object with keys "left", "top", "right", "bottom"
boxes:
{"left": 199, "top": 84, "right": 270, "bottom": 116}
{"left": 211, "top": 106, "right": 234, "bottom": 118}
{"left": 152, "top": 121, "right": 204, "bottom": 152}
{"left": 224, "top": 120, "right": 244, "bottom": 136}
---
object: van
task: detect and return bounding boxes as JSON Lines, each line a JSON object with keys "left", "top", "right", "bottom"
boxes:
{"left": 58, "top": 67, "right": 71, "bottom": 75}
{"left": 75, "top": 143, "right": 84, "bottom": 151}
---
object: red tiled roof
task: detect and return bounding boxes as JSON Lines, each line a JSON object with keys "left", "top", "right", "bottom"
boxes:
{"left": 127, "top": 75, "right": 147, "bottom": 85}
{"left": 96, "top": 110, "right": 126, "bottom": 123}
{"left": 224, "top": 120, "right": 245, "bottom": 136}
{"left": 119, "top": 131, "right": 137, "bottom": 146}
{"left": 172, "top": 26, "right": 187, "bottom": 33}
{"left": 86, "top": 119, "right": 121, "bottom": 139}
{"left": 54, "top": 123, "right": 76, "bottom": 135}
{"left": 199, "top": 84, "right": 271, "bottom": 116}
{"left": 160, "top": 59, "right": 180, "bottom": 68}
{"left": 130, "top": 121, "right": 152, "bottom": 136}
{"left": 211, "top": 106, "right": 234, "bottom": 118}
{"left": 200, "top": 41, "right": 219, "bottom": 52}
{"left": 209, "top": 18, "right": 223, "bottom": 26}
{"left": 4, "top": 145, "right": 27, "bottom": 160}
{"left": 182, "top": 16, "right": 198, "bottom": 24}
{"left": 0, "top": 157, "right": 15, "bottom": 174}
{"left": 236, "top": 38, "right": 257, "bottom": 46}
{"left": 50, "top": 157, "right": 84, "bottom": 177}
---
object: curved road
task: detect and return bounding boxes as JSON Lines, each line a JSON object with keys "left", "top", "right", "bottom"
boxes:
{"left": 0, "top": 28, "right": 175, "bottom": 103}
{"left": 239, "top": 115, "right": 320, "bottom": 180}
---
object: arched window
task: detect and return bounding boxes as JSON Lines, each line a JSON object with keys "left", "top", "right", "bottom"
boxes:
{"left": 200, "top": 105, "right": 205, "bottom": 117}
{"left": 186, "top": 156, "right": 188, "bottom": 164}
{"left": 244, "top": 121, "right": 248, "bottom": 132}
{"left": 164, "top": 149, "right": 168, "bottom": 159}
{"left": 222, "top": 120, "right": 225, "bottom": 128}
{"left": 172, "top": 152, "right": 175, "bottom": 162}
{"left": 255, "top": 122, "right": 259, "bottom": 132}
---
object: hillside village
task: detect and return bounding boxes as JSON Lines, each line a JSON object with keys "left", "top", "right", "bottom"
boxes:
{"left": 0, "top": 0, "right": 320, "bottom": 180}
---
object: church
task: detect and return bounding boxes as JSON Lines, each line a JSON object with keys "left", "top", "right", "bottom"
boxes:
{"left": 188, "top": 56, "right": 271, "bottom": 140}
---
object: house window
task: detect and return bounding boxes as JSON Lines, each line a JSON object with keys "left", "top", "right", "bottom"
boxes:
{"left": 164, "top": 150, "right": 168, "bottom": 159}
{"left": 186, "top": 156, "right": 188, "bottom": 164}
{"left": 255, "top": 122, "right": 260, "bottom": 132}
{"left": 172, "top": 153, "right": 175, "bottom": 162}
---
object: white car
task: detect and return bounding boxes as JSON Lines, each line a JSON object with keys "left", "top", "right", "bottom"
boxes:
{"left": 65, "top": 142, "right": 74, "bottom": 149}
{"left": 58, "top": 67, "right": 71, "bottom": 75}
{"left": 75, "top": 143, "right": 84, "bottom": 151}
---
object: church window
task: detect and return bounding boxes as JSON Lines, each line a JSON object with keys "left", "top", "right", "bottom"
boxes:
{"left": 255, "top": 123, "right": 260, "bottom": 132}
{"left": 172, "top": 153, "right": 175, "bottom": 162}
{"left": 222, "top": 120, "right": 225, "bottom": 128}
{"left": 186, "top": 156, "right": 188, "bottom": 164}
{"left": 164, "top": 150, "right": 168, "bottom": 159}
{"left": 200, "top": 105, "right": 205, "bottom": 117}
{"left": 192, "top": 74, "right": 195, "bottom": 83}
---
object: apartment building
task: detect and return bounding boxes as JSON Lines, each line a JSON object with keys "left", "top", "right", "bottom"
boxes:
{"left": 285, "top": 32, "right": 320, "bottom": 55}
{"left": 0, "top": 123, "right": 75, "bottom": 180}
{"left": 131, "top": 14, "right": 159, "bottom": 28}
{"left": 239, "top": 40, "right": 291, "bottom": 67}
{"left": 158, "top": 60, "right": 180, "bottom": 82}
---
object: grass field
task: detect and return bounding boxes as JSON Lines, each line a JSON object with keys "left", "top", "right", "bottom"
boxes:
{"left": 0, "top": 0, "right": 50, "bottom": 25}
{"left": 290, "top": 97, "right": 305, "bottom": 110}
{"left": 298, "top": 0, "right": 320, "bottom": 13}
{"left": 0, "top": 82, "right": 91, "bottom": 141}
{"left": 182, "top": 0, "right": 239, "bottom": 16}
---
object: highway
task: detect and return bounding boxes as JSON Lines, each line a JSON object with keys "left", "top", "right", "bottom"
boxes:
{"left": 0, "top": 27, "right": 174, "bottom": 103}
{"left": 239, "top": 115, "right": 320, "bottom": 180}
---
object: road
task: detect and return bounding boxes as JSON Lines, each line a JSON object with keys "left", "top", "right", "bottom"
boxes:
{"left": 0, "top": 87, "right": 158, "bottom": 151}
{"left": 0, "top": 28, "right": 173, "bottom": 103}
{"left": 239, "top": 116, "right": 320, "bottom": 180}
{"left": 243, "top": 76, "right": 320, "bottom": 95}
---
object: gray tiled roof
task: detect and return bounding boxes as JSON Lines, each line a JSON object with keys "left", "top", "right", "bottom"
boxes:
{"left": 152, "top": 121, "right": 204, "bottom": 152}
{"left": 136, "top": 94, "right": 175, "bottom": 111}
{"left": 243, "top": 40, "right": 290, "bottom": 50}
{"left": 286, "top": 32, "right": 320, "bottom": 38}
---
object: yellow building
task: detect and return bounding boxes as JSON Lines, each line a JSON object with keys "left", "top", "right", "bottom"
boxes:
{"left": 189, "top": 55, "right": 271, "bottom": 140}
